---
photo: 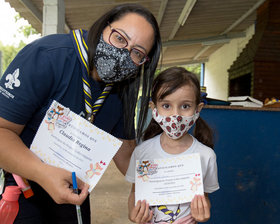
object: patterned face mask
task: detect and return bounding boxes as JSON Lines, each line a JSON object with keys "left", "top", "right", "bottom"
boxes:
{"left": 152, "top": 108, "right": 200, "bottom": 139}
{"left": 93, "top": 35, "right": 139, "bottom": 83}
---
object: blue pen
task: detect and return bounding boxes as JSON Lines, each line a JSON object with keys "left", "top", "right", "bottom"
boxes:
{"left": 72, "top": 172, "right": 83, "bottom": 224}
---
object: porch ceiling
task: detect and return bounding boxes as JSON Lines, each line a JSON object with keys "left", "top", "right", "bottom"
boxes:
{"left": 5, "top": 0, "right": 265, "bottom": 67}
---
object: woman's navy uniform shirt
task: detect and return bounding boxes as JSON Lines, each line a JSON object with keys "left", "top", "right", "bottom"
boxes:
{"left": 0, "top": 31, "right": 133, "bottom": 148}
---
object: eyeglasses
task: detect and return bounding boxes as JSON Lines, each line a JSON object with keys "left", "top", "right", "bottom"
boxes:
{"left": 108, "top": 24, "right": 149, "bottom": 66}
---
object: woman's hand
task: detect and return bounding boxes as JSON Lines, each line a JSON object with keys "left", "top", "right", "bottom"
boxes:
{"left": 0, "top": 117, "right": 89, "bottom": 205}
{"left": 37, "top": 164, "right": 89, "bottom": 205}
{"left": 190, "top": 194, "right": 211, "bottom": 222}
{"left": 129, "top": 200, "right": 153, "bottom": 223}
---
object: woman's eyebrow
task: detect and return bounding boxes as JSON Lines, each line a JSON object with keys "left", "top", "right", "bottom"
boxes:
{"left": 117, "top": 28, "right": 147, "bottom": 53}
{"left": 117, "top": 28, "right": 131, "bottom": 40}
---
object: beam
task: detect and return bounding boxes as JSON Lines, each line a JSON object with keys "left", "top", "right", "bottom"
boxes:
{"left": 157, "top": 0, "right": 168, "bottom": 26}
{"left": 19, "top": 0, "right": 42, "bottom": 23}
{"left": 192, "top": 0, "right": 265, "bottom": 61}
{"left": 220, "top": 0, "right": 266, "bottom": 35}
{"left": 163, "top": 32, "right": 245, "bottom": 47}
{"left": 193, "top": 46, "right": 210, "bottom": 60}
{"left": 161, "top": 58, "right": 208, "bottom": 68}
{"left": 168, "top": 0, "right": 197, "bottom": 40}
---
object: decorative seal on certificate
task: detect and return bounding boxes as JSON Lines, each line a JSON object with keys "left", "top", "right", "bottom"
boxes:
{"left": 136, "top": 160, "right": 158, "bottom": 182}
{"left": 45, "top": 102, "right": 71, "bottom": 131}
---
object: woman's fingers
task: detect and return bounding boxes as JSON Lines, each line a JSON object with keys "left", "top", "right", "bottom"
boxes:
{"left": 39, "top": 165, "right": 89, "bottom": 205}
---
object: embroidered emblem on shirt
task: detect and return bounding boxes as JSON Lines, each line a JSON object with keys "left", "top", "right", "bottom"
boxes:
{"left": 4, "top": 68, "right": 21, "bottom": 90}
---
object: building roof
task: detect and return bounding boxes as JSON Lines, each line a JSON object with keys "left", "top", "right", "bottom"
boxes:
{"left": 5, "top": 0, "right": 265, "bottom": 67}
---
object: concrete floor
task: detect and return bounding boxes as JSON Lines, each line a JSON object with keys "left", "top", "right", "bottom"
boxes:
{"left": 90, "top": 161, "right": 133, "bottom": 224}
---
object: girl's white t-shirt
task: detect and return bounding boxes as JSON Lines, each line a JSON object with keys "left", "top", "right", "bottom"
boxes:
{"left": 125, "top": 134, "right": 219, "bottom": 223}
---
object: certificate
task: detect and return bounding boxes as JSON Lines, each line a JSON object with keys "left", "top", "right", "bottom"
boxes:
{"left": 135, "top": 153, "right": 204, "bottom": 206}
{"left": 30, "top": 100, "right": 122, "bottom": 192}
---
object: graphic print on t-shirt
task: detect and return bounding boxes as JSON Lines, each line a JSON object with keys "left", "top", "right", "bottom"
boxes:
{"left": 154, "top": 204, "right": 181, "bottom": 223}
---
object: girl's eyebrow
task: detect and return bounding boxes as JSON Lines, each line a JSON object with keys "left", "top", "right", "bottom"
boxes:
{"left": 158, "top": 100, "right": 171, "bottom": 104}
{"left": 116, "top": 28, "right": 147, "bottom": 53}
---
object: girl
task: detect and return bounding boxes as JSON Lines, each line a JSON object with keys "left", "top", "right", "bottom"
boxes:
{"left": 126, "top": 67, "right": 219, "bottom": 223}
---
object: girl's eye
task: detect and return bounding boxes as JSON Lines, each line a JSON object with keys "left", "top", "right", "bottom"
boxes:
{"left": 181, "top": 104, "right": 190, "bottom": 109}
{"left": 162, "top": 104, "right": 170, "bottom": 109}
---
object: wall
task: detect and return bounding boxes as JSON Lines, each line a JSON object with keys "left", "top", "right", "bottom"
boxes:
{"left": 201, "top": 106, "right": 280, "bottom": 224}
{"left": 204, "top": 25, "right": 255, "bottom": 101}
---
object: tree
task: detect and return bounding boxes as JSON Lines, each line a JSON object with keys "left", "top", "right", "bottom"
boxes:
{"left": 15, "top": 14, "right": 38, "bottom": 38}
{"left": 0, "top": 13, "right": 40, "bottom": 77}
{"left": 0, "top": 41, "right": 25, "bottom": 77}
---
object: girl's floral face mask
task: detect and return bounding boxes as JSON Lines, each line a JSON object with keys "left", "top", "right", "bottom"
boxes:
{"left": 152, "top": 108, "right": 200, "bottom": 139}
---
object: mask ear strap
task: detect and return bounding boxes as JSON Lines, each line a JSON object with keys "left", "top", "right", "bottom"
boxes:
{"left": 194, "top": 110, "right": 200, "bottom": 121}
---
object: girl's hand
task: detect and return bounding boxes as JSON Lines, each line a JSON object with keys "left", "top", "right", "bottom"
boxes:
{"left": 129, "top": 200, "right": 153, "bottom": 223}
{"left": 180, "top": 214, "right": 197, "bottom": 224}
{"left": 190, "top": 194, "right": 210, "bottom": 222}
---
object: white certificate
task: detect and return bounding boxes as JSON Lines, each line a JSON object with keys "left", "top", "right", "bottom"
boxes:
{"left": 135, "top": 153, "right": 204, "bottom": 206}
{"left": 30, "top": 100, "right": 122, "bottom": 192}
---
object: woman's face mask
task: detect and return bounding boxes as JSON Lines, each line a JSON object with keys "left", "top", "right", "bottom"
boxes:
{"left": 93, "top": 35, "right": 139, "bottom": 83}
{"left": 152, "top": 108, "right": 200, "bottom": 139}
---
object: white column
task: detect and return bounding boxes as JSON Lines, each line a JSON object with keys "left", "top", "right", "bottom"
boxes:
{"left": 43, "top": 0, "right": 65, "bottom": 36}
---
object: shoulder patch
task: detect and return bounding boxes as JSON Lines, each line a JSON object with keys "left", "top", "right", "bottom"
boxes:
{"left": 4, "top": 68, "right": 21, "bottom": 89}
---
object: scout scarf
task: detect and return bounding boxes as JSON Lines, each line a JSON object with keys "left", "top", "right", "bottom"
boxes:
{"left": 71, "top": 29, "right": 113, "bottom": 122}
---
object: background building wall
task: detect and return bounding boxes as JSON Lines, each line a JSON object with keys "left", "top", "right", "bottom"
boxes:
{"left": 204, "top": 25, "right": 255, "bottom": 100}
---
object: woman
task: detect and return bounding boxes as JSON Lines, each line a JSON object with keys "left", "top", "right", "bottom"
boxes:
{"left": 0, "top": 3, "right": 161, "bottom": 223}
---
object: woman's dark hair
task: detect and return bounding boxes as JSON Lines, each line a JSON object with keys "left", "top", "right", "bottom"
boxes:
{"left": 87, "top": 3, "right": 161, "bottom": 141}
{"left": 143, "top": 67, "right": 214, "bottom": 148}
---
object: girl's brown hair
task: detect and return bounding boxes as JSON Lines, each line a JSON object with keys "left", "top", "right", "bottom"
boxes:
{"left": 143, "top": 67, "right": 214, "bottom": 148}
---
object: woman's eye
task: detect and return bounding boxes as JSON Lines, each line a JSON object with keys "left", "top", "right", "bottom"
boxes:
{"left": 113, "top": 33, "right": 126, "bottom": 44}
{"left": 131, "top": 49, "right": 144, "bottom": 60}
{"left": 117, "top": 35, "right": 125, "bottom": 43}
{"left": 135, "top": 50, "right": 142, "bottom": 58}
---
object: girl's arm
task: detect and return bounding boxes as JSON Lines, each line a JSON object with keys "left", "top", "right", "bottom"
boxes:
{"left": 113, "top": 139, "right": 136, "bottom": 175}
{"left": 190, "top": 193, "right": 211, "bottom": 222}
{"left": 128, "top": 184, "right": 153, "bottom": 223}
